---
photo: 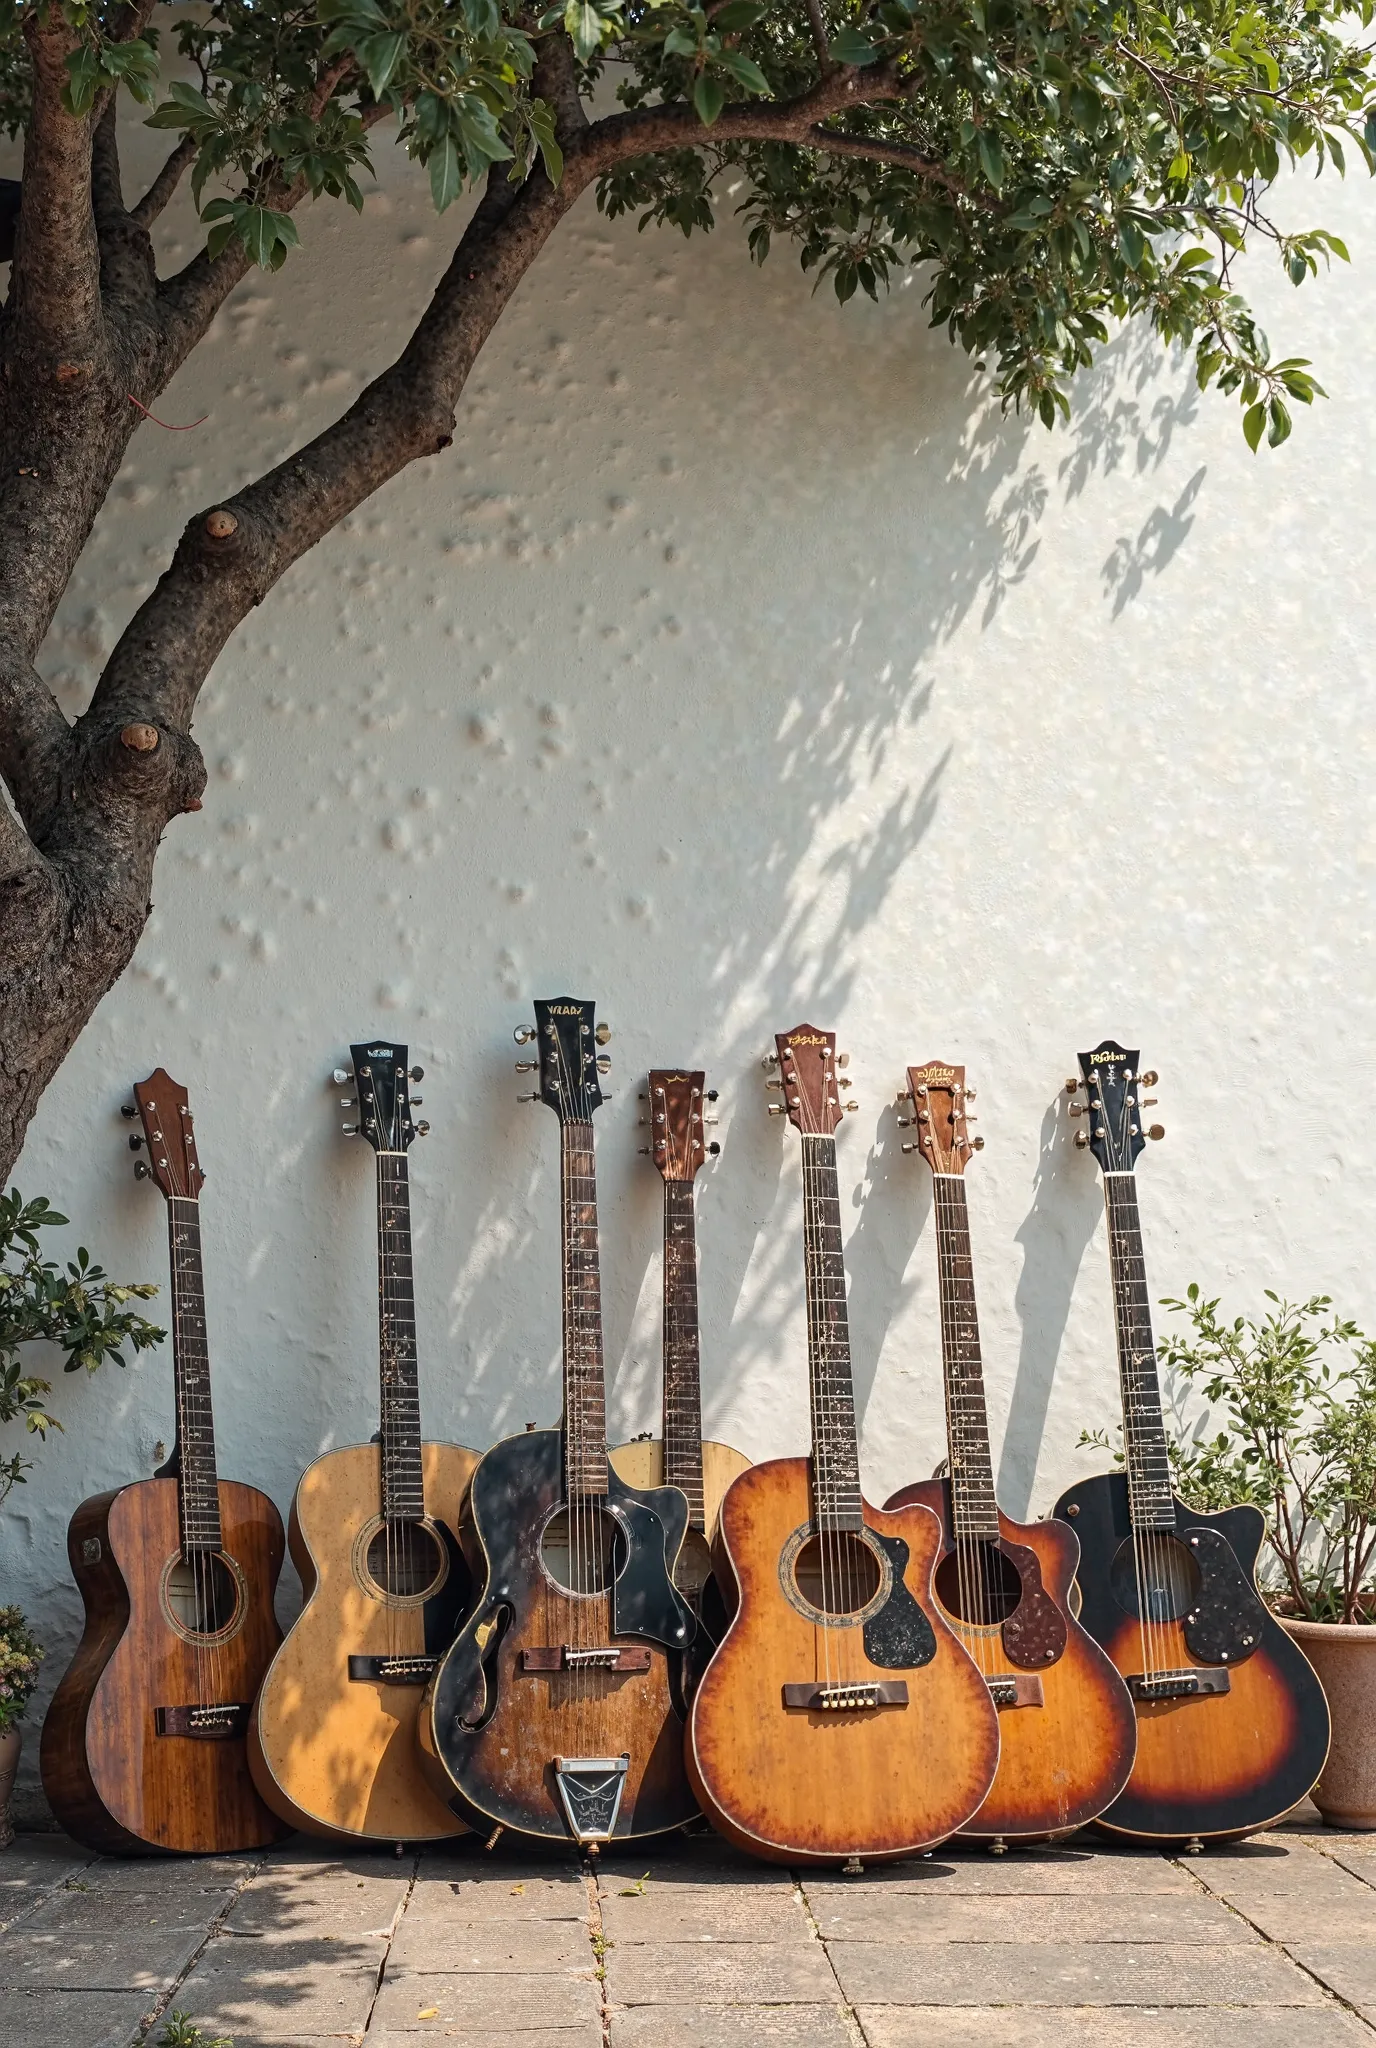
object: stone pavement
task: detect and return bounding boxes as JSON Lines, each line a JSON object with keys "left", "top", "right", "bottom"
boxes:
{"left": 2, "top": 1805, "right": 1374, "bottom": 2048}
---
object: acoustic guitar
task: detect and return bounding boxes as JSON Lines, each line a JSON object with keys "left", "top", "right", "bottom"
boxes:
{"left": 610, "top": 1068, "right": 750, "bottom": 1640}
{"left": 41, "top": 1070, "right": 290, "bottom": 1854}
{"left": 687, "top": 1024, "right": 1000, "bottom": 1868}
{"left": 883, "top": 1060, "right": 1137, "bottom": 1843}
{"left": 420, "top": 998, "right": 700, "bottom": 1848}
{"left": 248, "top": 1043, "right": 478, "bottom": 1844}
{"left": 1054, "top": 1039, "right": 1330, "bottom": 1844}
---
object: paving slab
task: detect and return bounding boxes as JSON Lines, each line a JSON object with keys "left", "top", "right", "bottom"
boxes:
{"left": 804, "top": 1850, "right": 1194, "bottom": 1897}
{"left": 828, "top": 1938, "right": 1324, "bottom": 2007}
{"left": 81, "top": 1854, "right": 251, "bottom": 1895}
{"left": 1185, "top": 1840, "right": 1349, "bottom": 1891}
{"left": 858, "top": 2007, "right": 1372, "bottom": 2046}
{"left": 171, "top": 1935, "right": 381, "bottom": 2039}
{"left": 808, "top": 1892, "right": 1253, "bottom": 1945}
{"left": 367, "top": 2032, "right": 598, "bottom": 2045}
{"left": 603, "top": 1936, "right": 836, "bottom": 2005}
{"left": 1213, "top": 1891, "right": 1376, "bottom": 1944}
{"left": 23, "top": 1885, "right": 230, "bottom": 1934}
{"left": 389, "top": 1915, "right": 589, "bottom": 1973}
{"left": 372, "top": 1967, "right": 602, "bottom": 2031}
{"left": 0, "top": 1986, "right": 152, "bottom": 2048}
{"left": 1327, "top": 1849, "right": 1376, "bottom": 1889}
{"left": 228, "top": 1864, "right": 411, "bottom": 1939}
{"left": 409, "top": 1873, "right": 588, "bottom": 1922}
{"left": 599, "top": 1882, "right": 807, "bottom": 1943}
{"left": 0, "top": 1922, "right": 206, "bottom": 1990}
{"left": 610, "top": 2004, "right": 854, "bottom": 2045}
{"left": 1286, "top": 1942, "right": 1376, "bottom": 2018}
{"left": 0, "top": 1836, "right": 91, "bottom": 1926}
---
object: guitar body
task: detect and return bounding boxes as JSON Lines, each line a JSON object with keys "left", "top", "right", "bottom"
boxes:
{"left": 421, "top": 1428, "right": 700, "bottom": 1843}
{"left": 42, "top": 1477, "right": 289, "bottom": 1854}
{"left": 609, "top": 1438, "right": 751, "bottom": 1600}
{"left": 1055, "top": 1472, "right": 1330, "bottom": 1842}
{"left": 688, "top": 1459, "right": 1001, "bottom": 1866}
{"left": 249, "top": 1440, "right": 478, "bottom": 1843}
{"left": 884, "top": 1478, "right": 1137, "bottom": 1839}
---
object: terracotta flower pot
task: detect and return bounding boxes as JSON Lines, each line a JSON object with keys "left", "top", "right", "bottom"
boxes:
{"left": 0, "top": 1725, "right": 20, "bottom": 1849}
{"left": 1282, "top": 1617, "right": 1376, "bottom": 1829}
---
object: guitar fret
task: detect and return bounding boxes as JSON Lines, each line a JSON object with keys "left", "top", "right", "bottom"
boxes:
{"left": 798, "top": 1137, "right": 864, "bottom": 1532}
{"left": 375, "top": 1157, "right": 425, "bottom": 1517}
{"left": 661, "top": 1179, "right": 705, "bottom": 1526}
{"left": 165, "top": 1197, "right": 224, "bottom": 1554}
{"left": 931, "top": 1177, "right": 1000, "bottom": 1541}
{"left": 561, "top": 1123, "right": 609, "bottom": 1497}
{"left": 1103, "top": 1174, "right": 1175, "bottom": 1529}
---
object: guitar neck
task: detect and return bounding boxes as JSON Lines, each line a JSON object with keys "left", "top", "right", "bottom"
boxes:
{"left": 799, "top": 1135, "right": 863, "bottom": 1533}
{"left": 376, "top": 1152, "right": 425, "bottom": 1520}
{"left": 167, "top": 1196, "right": 222, "bottom": 1555}
{"left": 1103, "top": 1172, "right": 1175, "bottom": 1532}
{"left": 662, "top": 1181, "right": 705, "bottom": 1530}
{"left": 562, "top": 1122, "right": 608, "bottom": 1498}
{"left": 931, "top": 1176, "right": 999, "bottom": 1542}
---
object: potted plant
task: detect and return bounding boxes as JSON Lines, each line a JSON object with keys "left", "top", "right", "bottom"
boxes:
{"left": 0, "top": 1607, "right": 43, "bottom": 1845}
{"left": 1160, "top": 1286, "right": 1376, "bottom": 1827}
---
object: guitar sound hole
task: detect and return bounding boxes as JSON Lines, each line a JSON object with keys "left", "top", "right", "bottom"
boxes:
{"left": 934, "top": 1539, "right": 1022, "bottom": 1625}
{"left": 1109, "top": 1535, "right": 1200, "bottom": 1622}
{"left": 792, "top": 1532, "right": 882, "bottom": 1618}
{"left": 674, "top": 1529, "right": 715, "bottom": 1609}
{"left": 366, "top": 1519, "right": 445, "bottom": 1599}
{"left": 541, "top": 1506, "right": 620, "bottom": 1595}
{"left": 165, "top": 1551, "right": 239, "bottom": 1637}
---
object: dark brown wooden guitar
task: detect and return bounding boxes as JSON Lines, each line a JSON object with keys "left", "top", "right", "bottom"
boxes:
{"left": 1054, "top": 1039, "right": 1330, "bottom": 1844}
{"left": 420, "top": 998, "right": 699, "bottom": 1847}
{"left": 41, "top": 1071, "right": 290, "bottom": 1854}
{"left": 883, "top": 1060, "right": 1137, "bottom": 1843}
{"left": 610, "top": 1069, "right": 750, "bottom": 1634}
{"left": 687, "top": 1024, "right": 1000, "bottom": 1868}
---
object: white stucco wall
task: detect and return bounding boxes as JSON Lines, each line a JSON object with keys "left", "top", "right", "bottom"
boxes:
{"left": 4, "top": 94, "right": 1375, "bottom": 1818}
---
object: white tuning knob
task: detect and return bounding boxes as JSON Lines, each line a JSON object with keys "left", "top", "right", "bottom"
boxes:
{"left": 514, "top": 1025, "right": 536, "bottom": 1045}
{"left": 595, "top": 1023, "right": 612, "bottom": 1046}
{"left": 332, "top": 1068, "right": 354, "bottom": 1085}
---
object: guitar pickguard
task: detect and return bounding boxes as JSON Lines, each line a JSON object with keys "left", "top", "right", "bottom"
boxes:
{"left": 999, "top": 1539, "right": 1069, "bottom": 1670}
{"left": 1181, "top": 1524, "right": 1268, "bottom": 1667}
{"left": 863, "top": 1533, "right": 937, "bottom": 1669}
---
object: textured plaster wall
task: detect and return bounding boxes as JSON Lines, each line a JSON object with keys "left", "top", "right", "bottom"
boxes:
{"left": 4, "top": 96, "right": 1375, "bottom": 1818}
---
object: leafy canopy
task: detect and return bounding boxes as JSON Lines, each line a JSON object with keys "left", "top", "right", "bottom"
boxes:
{"left": 1, "top": 0, "right": 1374, "bottom": 439}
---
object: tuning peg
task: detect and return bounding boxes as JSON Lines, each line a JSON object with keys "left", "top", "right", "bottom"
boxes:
{"left": 128, "top": 1134, "right": 144, "bottom": 1151}
{"left": 515, "top": 1060, "right": 538, "bottom": 1073}
{"left": 120, "top": 1102, "right": 138, "bottom": 1119}
{"left": 596, "top": 1056, "right": 611, "bottom": 1073}
{"left": 707, "top": 1140, "right": 721, "bottom": 1156}
{"left": 1065, "top": 1077, "right": 1082, "bottom": 1095}
{"left": 410, "top": 1096, "right": 423, "bottom": 1106}
{"left": 970, "top": 1135, "right": 985, "bottom": 1150}
{"left": 339, "top": 1096, "right": 357, "bottom": 1108}
{"left": 134, "top": 1160, "right": 151, "bottom": 1179}
{"left": 762, "top": 1052, "right": 779, "bottom": 1069}
{"left": 1068, "top": 1102, "right": 1086, "bottom": 1117}
{"left": 1073, "top": 1130, "right": 1090, "bottom": 1149}
{"left": 1139, "top": 1070, "right": 1158, "bottom": 1087}
{"left": 341, "top": 1123, "right": 359, "bottom": 1136}
{"left": 843, "top": 1100, "right": 859, "bottom": 1113}
{"left": 332, "top": 1067, "right": 354, "bottom": 1085}
{"left": 409, "top": 1066, "right": 424, "bottom": 1082}
{"left": 1147, "top": 1123, "right": 1165, "bottom": 1141}
{"left": 900, "top": 1141, "right": 918, "bottom": 1154}
{"left": 838, "top": 1077, "right": 853, "bottom": 1090}
{"left": 895, "top": 1089, "right": 911, "bottom": 1105}
{"left": 593, "top": 1023, "right": 612, "bottom": 1046}
{"left": 415, "top": 1120, "right": 431, "bottom": 1136}
{"left": 765, "top": 1077, "right": 784, "bottom": 1091}
{"left": 896, "top": 1117, "right": 913, "bottom": 1129}
{"left": 964, "top": 1087, "right": 977, "bottom": 1101}
{"left": 768, "top": 1103, "right": 787, "bottom": 1116}
{"left": 514, "top": 1025, "right": 536, "bottom": 1045}
{"left": 518, "top": 1092, "right": 541, "bottom": 1103}
{"left": 707, "top": 1089, "right": 719, "bottom": 1102}
{"left": 836, "top": 1053, "right": 850, "bottom": 1069}
{"left": 704, "top": 1113, "right": 719, "bottom": 1126}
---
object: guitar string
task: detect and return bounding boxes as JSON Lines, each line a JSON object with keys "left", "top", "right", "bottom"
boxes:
{"left": 806, "top": 1131, "right": 843, "bottom": 1691}
{"left": 943, "top": 1172, "right": 1004, "bottom": 1673}
{"left": 1113, "top": 1164, "right": 1171, "bottom": 1686}
{"left": 798, "top": 1130, "right": 831, "bottom": 1694}
{"left": 935, "top": 1173, "right": 986, "bottom": 1678}
{"left": 171, "top": 1194, "right": 205, "bottom": 1714}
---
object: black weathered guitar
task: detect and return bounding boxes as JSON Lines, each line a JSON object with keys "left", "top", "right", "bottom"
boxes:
{"left": 420, "top": 998, "right": 699, "bottom": 1847}
{"left": 1054, "top": 1039, "right": 1330, "bottom": 1844}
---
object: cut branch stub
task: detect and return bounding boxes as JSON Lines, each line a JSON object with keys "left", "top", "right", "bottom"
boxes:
{"left": 204, "top": 508, "right": 239, "bottom": 540}
{"left": 119, "top": 721, "right": 159, "bottom": 753}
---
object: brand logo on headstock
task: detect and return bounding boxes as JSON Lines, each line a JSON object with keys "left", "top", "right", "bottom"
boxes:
{"left": 546, "top": 1004, "right": 584, "bottom": 1016}
{"left": 365, "top": 1046, "right": 397, "bottom": 1060}
{"left": 1090, "top": 1050, "right": 1122, "bottom": 1065}
{"left": 786, "top": 1033, "right": 829, "bottom": 1048}
{"left": 915, "top": 1065, "right": 957, "bottom": 1085}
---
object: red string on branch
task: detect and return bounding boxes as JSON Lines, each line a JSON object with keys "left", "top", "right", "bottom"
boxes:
{"left": 127, "top": 394, "right": 210, "bottom": 431}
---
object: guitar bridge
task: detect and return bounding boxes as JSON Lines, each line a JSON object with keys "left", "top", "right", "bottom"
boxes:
{"left": 987, "top": 1674, "right": 1045, "bottom": 1710}
{"left": 347, "top": 1654, "right": 438, "bottom": 1685}
{"left": 1128, "top": 1667, "right": 1232, "bottom": 1701}
{"left": 782, "top": 1681, "right": 909, "bottom": 1712}
{"left": 552, "top": 1754, "right": 630, "bottom": 1843}
{"left": 520, "top": 1647, "right": 651, "bottom": 1673}
{"left": 155, "top": 1703, "right": 249, "bottom": 1739}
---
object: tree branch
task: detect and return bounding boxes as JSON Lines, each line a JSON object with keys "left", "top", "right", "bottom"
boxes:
{"left": 0, "top": 659, "right": 71, "bottom": 841}
{"left": 9, "top": 15, "right": 104, "bottom": 369}
{"left": 802, "top": 0, "right": 833, "bottom": 72}
{"left": 92, "top": 103, "right": 159, "bottom": 311}
{"left": 532, "top": 33, "right": 589, "bottom": 146}
{"left": 131, "top": 138, "right": 196, "bottom": 231}
{"left": 800, "top": 125, "right": 979, "bottom": 199}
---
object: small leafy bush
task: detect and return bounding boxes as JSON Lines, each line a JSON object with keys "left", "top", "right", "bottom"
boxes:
{"left": 0, "top": 1190, "right": 164, "bottom": 1508}
{"left": 0, "top": 1606, "right": 42, "bottom": 1730}
{"left": 156, "top": 2014, "right": 233, "bottom": 2048}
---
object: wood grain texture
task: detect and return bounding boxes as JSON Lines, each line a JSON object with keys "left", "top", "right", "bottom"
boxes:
{"left": 883, "top": 1478, "right": 1137, "bottom": 1840}
{"left": 248, "top": 1440, "right": 478, "bottom": 1844}
{"left": 687, "top": 1459, "right": 1001, "bottom": 1866}
{"left": 41, "top": 1477, "right": 289, "bottom": 1854}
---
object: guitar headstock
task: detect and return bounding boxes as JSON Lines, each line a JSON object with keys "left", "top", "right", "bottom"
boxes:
{"left": 643, "top": 1070, "right": 719, "bottom": 1179}
{"left": 128, "top": 1069, "right": 205, "bottom": 1202}
{"left": 898, "top": 1061, "right": 982, "bottom": 1174}
{"left": 1068, "top": 1039, "right": 1164, "bottom": 1173}
{"left": 766, "top": 1023, "right": 856, "bottom": 1137}
{"left": 515, "top": 998, "right": 610, "bottom": 1124}
{"left": 338, "top": 1041, "right": 427, "bottom": 1153}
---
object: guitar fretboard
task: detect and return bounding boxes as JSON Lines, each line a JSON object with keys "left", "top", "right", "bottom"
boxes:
{"left": 800, "top": 1136, "right": 863, "bottom": 1533}
{"left": 376, "top": 1153, "right": 425, "bottom": 1520}
{"left": 662, "top": 1180, "right": 705, "bottom": 1529}
{"left": 1104, "top": 1172, "right": 1175, "bottom": 1531}
{"left": 931, "top": 1176, "right": 999, "bottom": 1542}
{"left": 562, "top": 1123, "right": 609, "bottom": 1497}
{"left": 167, "top": 1196, "right": 222, "bottom": 1555}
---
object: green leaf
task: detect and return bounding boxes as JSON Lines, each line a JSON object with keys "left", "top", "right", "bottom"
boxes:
{"left": 565, "top": 0, "right": 603, "bottom": 60}
{"left": 429, "top": 134, "right": 463, "bottom": 212}
{"left": 1167, "top": 148, "right": 1190, "bottom": 182}
{"left": 712, "top": 0, "right": 768, "bottom": 26}
{"left": 715, "top": 48, "right": 770, "bottom": 94}
{"left": 1267, "top": 395, "right": 1292, "bottom": 447}
{"left": 463, "top": 0, "right": 502, "bottom": 35}
{"left": 355, "top": 32, "right": 406, "bottom": 97}
{"left": 63, "top": 47, "right": 101, "bottom": 118}
{"left": 693, "top": 72, "right": 725, "bottom": 124}
{"left": 527, "top": 99, "right": 564, "bottom": 186}
{"left": 828, "top": 24, "right": 881, "bottom": 65}
{"left": 1242, "top": 400, "right": 1266, "bottom": 452}
{"left": 663, "top": 24, "right": 700, "bottom": 55}
{"left": 976, "top": 131, "right": 1004, "bottom": 189}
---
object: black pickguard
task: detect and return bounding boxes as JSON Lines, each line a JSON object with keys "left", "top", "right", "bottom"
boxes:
{"left": 423, "top": 1518, "right": 472, "bottom": 1656}
{"left": 863, "top": 1532, "right": 936, "bottom": 1669}
{"left": 1054, "top": 1470, "right": 1330, "bottom": 1842}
